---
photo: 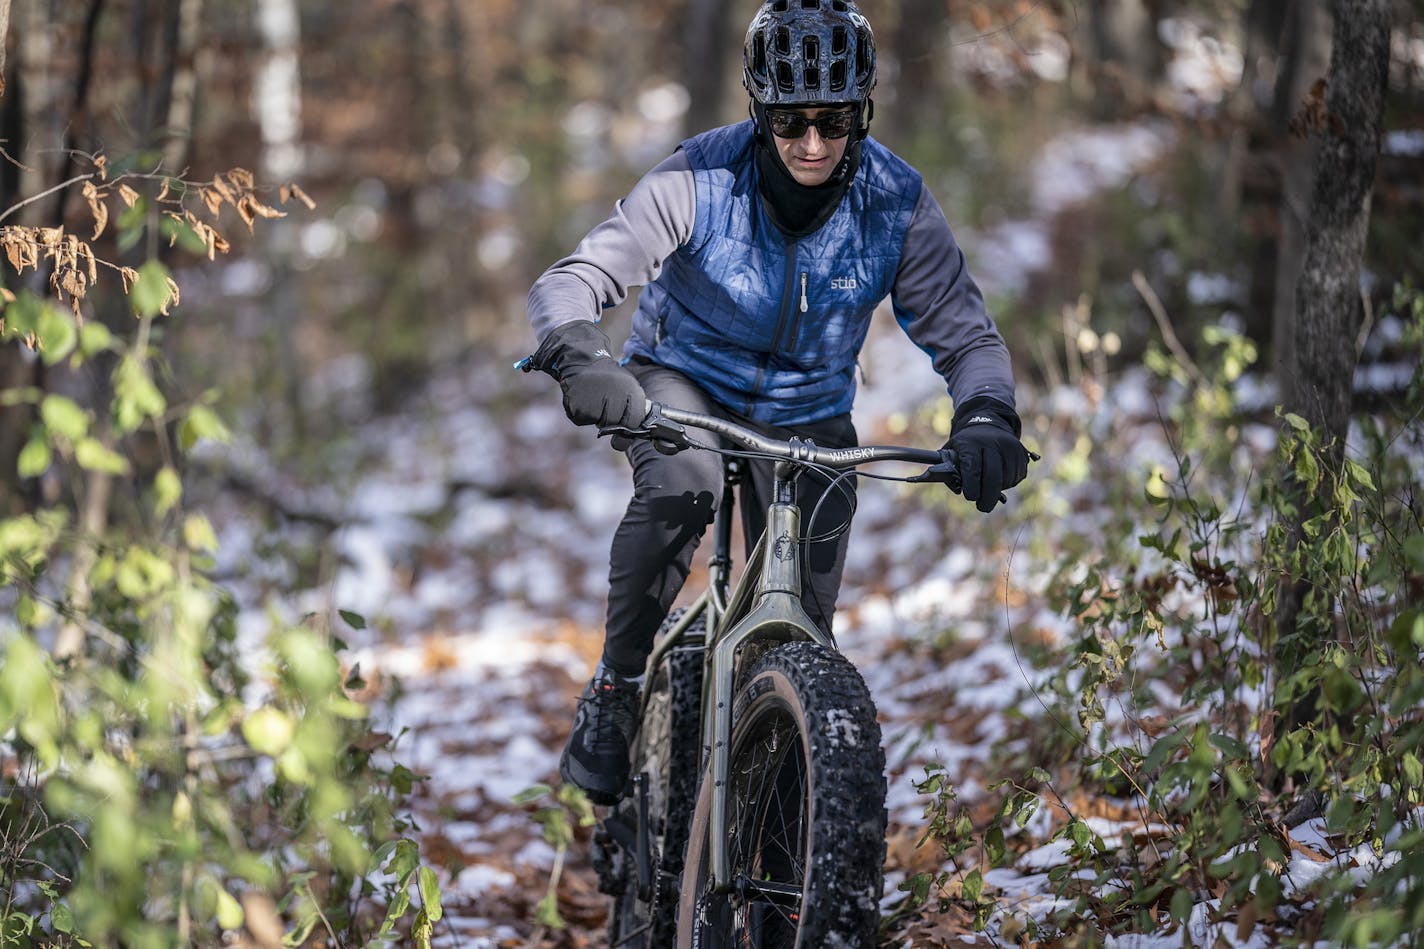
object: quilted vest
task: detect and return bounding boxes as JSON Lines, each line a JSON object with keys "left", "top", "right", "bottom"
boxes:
{"left": 624, "top": 120, "right": 922, "bottom": 427}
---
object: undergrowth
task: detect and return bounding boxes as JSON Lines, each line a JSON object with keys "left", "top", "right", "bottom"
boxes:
{"left": 899, "top": 285, "right": 1424, "bottom": 945}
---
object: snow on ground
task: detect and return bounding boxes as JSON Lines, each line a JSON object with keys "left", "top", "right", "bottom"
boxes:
{"left": 192, "top": 108, "right": 1391, "bottom": 945}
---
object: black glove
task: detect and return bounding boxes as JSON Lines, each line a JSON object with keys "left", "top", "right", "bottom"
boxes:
{"left": 947, "top": 396, "right": 1030, "bottom": 513}
{"left": 529, "top": 320, "right": 647, "bottom": 430}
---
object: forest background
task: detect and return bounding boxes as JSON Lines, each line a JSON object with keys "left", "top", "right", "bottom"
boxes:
{"left": 1, "top": 0, "right": 1422, "bottom": 946}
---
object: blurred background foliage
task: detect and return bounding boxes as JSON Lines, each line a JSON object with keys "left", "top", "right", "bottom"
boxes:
{"left": 0, "top": 0, "right": 1422, "bottom": 943}
{"left": 3, "top": 0, "right": 1420, "bottom": 486}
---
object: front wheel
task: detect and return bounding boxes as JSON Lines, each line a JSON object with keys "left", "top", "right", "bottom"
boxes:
{"left": 676, "top": 641, "right": 886, "bottom": 948}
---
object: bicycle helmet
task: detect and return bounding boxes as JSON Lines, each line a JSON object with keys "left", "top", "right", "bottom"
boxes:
{"left": 742, "top": 0, "right": 877, "bottom": 107}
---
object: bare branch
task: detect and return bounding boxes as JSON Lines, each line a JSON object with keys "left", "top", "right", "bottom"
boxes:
{"left": 1132, "top": 270, "right": 1204, "bottom": 385}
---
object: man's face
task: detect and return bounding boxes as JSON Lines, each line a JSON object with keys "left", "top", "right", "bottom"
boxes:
{"left": 766, "top": 105, "right": 857, "bottom": 187}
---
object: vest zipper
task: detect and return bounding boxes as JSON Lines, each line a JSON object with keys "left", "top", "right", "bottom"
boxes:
{"left": 747, "top": 243, "right": 800, "bottom": 413}
{"left": 784, "top": 271, "right": 809, "bottom": 352}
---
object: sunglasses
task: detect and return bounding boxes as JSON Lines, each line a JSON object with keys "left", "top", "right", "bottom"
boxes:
{"left": 765, "top": 108, "right": 858, "bottom": 140}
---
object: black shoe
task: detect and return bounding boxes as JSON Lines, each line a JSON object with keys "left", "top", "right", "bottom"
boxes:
{"left": 559, "top": 669, "right": 640, "bottom": 805}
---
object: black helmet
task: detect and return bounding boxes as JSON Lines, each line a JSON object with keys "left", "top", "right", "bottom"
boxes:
{"left": 742, "top": 0, "right": 877, "bottom": 106}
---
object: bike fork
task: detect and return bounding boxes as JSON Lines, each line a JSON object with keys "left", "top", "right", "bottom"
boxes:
{"left": 704, "top": 500, "right": 835, "bottom": 891}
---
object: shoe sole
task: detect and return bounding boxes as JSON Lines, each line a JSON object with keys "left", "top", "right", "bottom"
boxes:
{"left": 559, "top": 749, "right": 626, "bottom": 807}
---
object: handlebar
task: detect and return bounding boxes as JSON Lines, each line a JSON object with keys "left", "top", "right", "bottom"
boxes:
{"left": 603, "top": 401, "right": 964, "bottom": 492}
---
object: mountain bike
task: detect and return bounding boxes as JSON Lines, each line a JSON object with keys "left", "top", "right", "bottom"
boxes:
{"left": 593, "top": 401, "right": 968, "bottom": 948}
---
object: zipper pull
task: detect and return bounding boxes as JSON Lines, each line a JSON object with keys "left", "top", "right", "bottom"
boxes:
{"left": 799, "top": 272, "right": 808, "bottom": 313}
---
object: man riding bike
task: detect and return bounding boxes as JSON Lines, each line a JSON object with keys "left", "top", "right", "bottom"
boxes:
{"left": 525, "top": 0, "right": 1030, "bottom": 807}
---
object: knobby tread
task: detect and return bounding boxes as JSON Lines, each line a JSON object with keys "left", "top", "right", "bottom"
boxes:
{"left": 608, "top": 610, "right": 705, "bottom": 948}
{"left": 678, "top": 640, "right": 887, "bottom": 948}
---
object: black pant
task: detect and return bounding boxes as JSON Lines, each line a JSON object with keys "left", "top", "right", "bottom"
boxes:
{"left": 601, "top": 360, "right": 858, "bottom": 677}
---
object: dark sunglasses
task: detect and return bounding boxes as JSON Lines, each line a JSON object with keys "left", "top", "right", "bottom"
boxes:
{"left": 765, "top": 108, "right": 858, "bottom": 140}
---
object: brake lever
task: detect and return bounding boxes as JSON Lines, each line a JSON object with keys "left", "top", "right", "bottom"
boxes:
{"left": 598, "top": 403, "right": 690, "bottom": 455}
{"left": 906, "top": 447, "right": 963, "bottom": 493}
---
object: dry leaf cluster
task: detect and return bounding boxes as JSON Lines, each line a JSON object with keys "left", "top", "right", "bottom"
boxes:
{"left": 1, "top": 158, "right": 314, "bottom": 329}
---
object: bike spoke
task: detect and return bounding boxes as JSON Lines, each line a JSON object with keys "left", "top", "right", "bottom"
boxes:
{"left": 723, "top": 709, "right": 808, "bottom": 943}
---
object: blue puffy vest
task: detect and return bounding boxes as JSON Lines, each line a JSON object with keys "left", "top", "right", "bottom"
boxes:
{"left": 624, "top": 120, "right": 922, "bottom": 427}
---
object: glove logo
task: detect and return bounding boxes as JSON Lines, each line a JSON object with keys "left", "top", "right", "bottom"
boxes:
{"left": 593, "top": 348, "right": 613, "bottom": 360}
{"left": 967, "top": 415, "right": 993, "bottom": 424}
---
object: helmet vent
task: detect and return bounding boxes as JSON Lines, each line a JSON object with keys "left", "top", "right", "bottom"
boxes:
{"left": 802, "top": 35, "right": 819, "bottom": 62}
{"left": 829, "top": 60, "right": 846, "bottom": 92}
{"left": 770, "top": 0, "right": 790, "bottom": 11}
{"left": 776, "top": 60, "right": 796, "bottom": 93}
{"left": 831, "top": 26, "right": 847, "bottom": 55}
{"left": 800, "top": 0, "right": 820, "bottom": 8}
{"left": 804, "top": 65, "right": 820, "bottom": 90}
{"left": 774, "top": 26, "right": 791, "bottom": 56}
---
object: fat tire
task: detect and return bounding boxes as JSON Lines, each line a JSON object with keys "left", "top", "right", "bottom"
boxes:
{"left": 608, "top": 610, "right": 705, "bottom": 948}
{"left": 676, "top": 641, "right": 886, "bottom": 949}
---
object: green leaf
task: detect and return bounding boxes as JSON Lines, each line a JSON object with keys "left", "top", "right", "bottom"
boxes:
{"left": 1283, "top": 412, "right": 1310, "bottom": 432}
{"left": 282, "top": 913, "right": 317, "bottom": 947}
{"left": 78, "top": 320, "right": 113, "bottom": 358}
{"left": 129, "top": 259, "right": 176, "bottom": 317}
{"left": 74, "top": 437, "right": 131, "bottom": 475}
{"left": 153, "top": 466, "right": 182, "bottom": 516}
{"left": 17, "top": 434, "right": 50, "bottom": 478}
{"left": 418, "top": 866, "right": 443, "bottom": 922}
{"left": 114, "top": 356, "right": 166, "bottom": 433}
{"left": 1, "top": 292, "right": 44, "bottom": 339}
{"left": 242, "top": 707, "right": 295, "bottom": 756}
{"left": 161, "top": 214, "right": 210, "bottom": 255}
{"left": 50, "top": 904, "right": 75, "bottom": 934}
{"left": 512, "top": 784, "right": 553, "bottom": 805}
{"left": 35, "top": 305, "right": 77, "bottom": 365}
{"left": 1403, "top": 535, "right": 1424, "bottom": 575}
{"left": 1344, "top": 458, "right": 1375, "bottom": 492}
{"left": 534, "top": 891, "right": 564, "bottom": 929}
{"left": 963, "top": 868, "right": 983, "bottom": 903}
{"left": 40, "top": 394, "right": 88, "bottom": 442}
{"left": 1401, "top": 752, "right": 1423, "bottom": 790}
{"left": 183, "top": 513, "right": 218, "bottom": 552}
{"left": 179, "top": 404, "right": 230, "bottom": 449}
{"left": 215, "top": 888, "right": 244, "bottom": 930}
{"left": 338, "top": 609, "right": 367, "bottom": 630}
{"left": 1169, "top": 887, "right": 1193, "bottom": 924}
{"left": 386, "top": 838, "right": 420, "bottom": 883}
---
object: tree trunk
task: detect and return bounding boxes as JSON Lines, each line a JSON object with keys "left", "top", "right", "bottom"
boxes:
{"left": 1268, "top": 0, "right": 1333, "bottom": 383}
{"left": 1288, "top": 0, "right": 1389, "bottom": 436}
{"left": 1273, "top": 0, "right": 1391, "bottom": 770}
{"left": 878, "top": 0, "right": 944, "bottom": 152}
{"left": 0, "top": 0, "right": 11, "bottom": 98}
{"left": 1081, "top": 0, "right": 1166, "bottom": 117}
{"left": 681, "top": 0, "right": 737, "bottom": 136}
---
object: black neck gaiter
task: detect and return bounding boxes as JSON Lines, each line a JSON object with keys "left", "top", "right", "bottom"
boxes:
{"left": 752, "top": 103, "right": 863, "bottom": 239}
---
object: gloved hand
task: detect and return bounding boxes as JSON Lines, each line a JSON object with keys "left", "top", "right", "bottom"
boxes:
{"left": 946, "top": 396, "right": 1030, "bottom": 513}
{"left": 529, "top": 320, "right": 647, "bottom": 430}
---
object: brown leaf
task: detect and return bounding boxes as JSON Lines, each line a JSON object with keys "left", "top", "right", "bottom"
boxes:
{"left": 83, "top": 180, "right": 109, "bottom": 240}
{"left": 211, "top": 173, "right": 237, "bottom": 204}
{"left": 240, "top": 891, "right": 285, "bottom": 949}
{"left": 118, "top": 183, "right": 140, "bottom": 208}
{"left": 236, "top": 195, "right": 256, "bottom": 230}
{"left": 289, "top": 182, "right": 316, "bottom": 209}
{"left": 202, "top": 186, "right": 224, "bottom": 218}
{"left": 120, "top": 267, "right": 139, "bottom": 293}
{"left": 1236, "top": 897, "right": 1260, "bottom": 941}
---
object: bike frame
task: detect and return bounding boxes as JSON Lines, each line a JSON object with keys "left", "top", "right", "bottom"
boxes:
{"left": 636, "top": 404, "right": 942, "bottom": 893}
